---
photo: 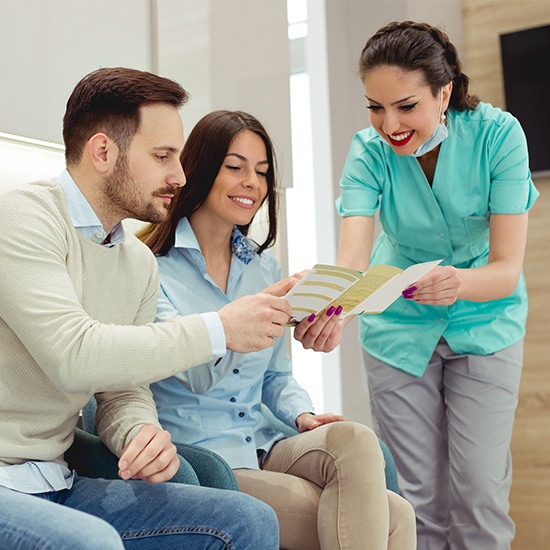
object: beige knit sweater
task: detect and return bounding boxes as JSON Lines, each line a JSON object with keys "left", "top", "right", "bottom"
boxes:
{"left": 0, "top": 180, "right": 213, "bottom": 467}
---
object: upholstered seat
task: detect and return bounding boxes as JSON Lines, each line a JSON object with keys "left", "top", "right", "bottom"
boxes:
{"left": 67, "top": 398, "right": 237, "bottom": 490}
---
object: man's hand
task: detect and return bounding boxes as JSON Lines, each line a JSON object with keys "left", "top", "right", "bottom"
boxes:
{"left": 261, "top": 270, "right": 308, "bottom": 297}
{"left": 218, "top": 293, "right": 292, "bottom": 353}
{"left": 118, "top": 424, "right": 180, "bottom": 483}
{"left": 296, "top": 412, "right": 346, "bottom": 432}
{"left": 293, "top": 307, "right": 346, "bottom": 352}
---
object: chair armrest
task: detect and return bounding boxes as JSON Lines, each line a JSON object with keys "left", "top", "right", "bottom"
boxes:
{"left": 81, "top": 399, "right": 98, "bottom": 435}
{"left": 68, "top": 427, "right": 200, "bottom": 485}
{"left": 81, "top": 396, "right": 240, "bottom": 489}
{"left": 377, "top": 438, "right": 400, "bottom": 494}
{"left": 173, "top": 442, "right": 238, "bottom": 491}
{"left": 261, "top": 403, "right": 299, "bottom": 438}
{"left": 66, "top": 427, "right": 120, "bottom": 479}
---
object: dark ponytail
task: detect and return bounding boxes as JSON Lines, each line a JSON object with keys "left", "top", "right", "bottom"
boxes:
{"left": 359, "top": 21, "right": 479, "bottom": 111}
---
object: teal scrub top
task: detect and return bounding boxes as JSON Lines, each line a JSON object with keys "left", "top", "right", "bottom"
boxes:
{"left": 337, "top": 103, "right": 539, "bottom": 377}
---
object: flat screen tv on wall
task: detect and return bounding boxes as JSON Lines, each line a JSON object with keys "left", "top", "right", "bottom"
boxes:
{"left": 500, "top": 24, "right": 550, "bottom": 176}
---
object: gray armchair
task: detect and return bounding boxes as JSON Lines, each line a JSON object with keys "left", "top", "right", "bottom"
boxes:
{"left": 67, "top": 398, "right": 237, "bottom": 490}
{"left": 69, "top": 398, "right": 399, "bottom": 495}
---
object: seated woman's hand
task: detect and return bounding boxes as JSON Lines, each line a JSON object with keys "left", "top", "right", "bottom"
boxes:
{"left": 293, "top": 306, "right": 347, "bottom": 352}
{"left": 296, "top": 412, "right": 346, "bottom": 432}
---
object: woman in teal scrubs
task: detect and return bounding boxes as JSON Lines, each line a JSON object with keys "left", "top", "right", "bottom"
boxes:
{"left": 336, "top": 21, "right": 539, "bottom": 549}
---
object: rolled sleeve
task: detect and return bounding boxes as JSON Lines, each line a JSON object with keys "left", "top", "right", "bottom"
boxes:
{"left": 489, "top": 115, "right": 539, "bottom": 213}
{"left": 337, "top": 131, "right": 383, "bottom": 217}
{"left": 489, "top": 179, "right": 539, "bottom": 213}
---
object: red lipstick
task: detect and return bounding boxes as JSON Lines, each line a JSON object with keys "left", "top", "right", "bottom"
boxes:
{"left": 387, "top": 131, "right": 414, "bottom": 147}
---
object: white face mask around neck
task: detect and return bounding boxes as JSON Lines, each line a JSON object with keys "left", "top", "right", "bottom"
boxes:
{"left": 409, "top": 92, "right": 448, "bottom": 157}
{"left": 410, "top": 117, "right": 448, "bottom": 157}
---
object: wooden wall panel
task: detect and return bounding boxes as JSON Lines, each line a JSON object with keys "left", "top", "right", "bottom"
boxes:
{"left": 463, "top": 0, "right": 550, "bottom": 110}
{"left": 510, "top": 183, "right": 550, "bottom": 550}
{"left": 463, "top": 2, "right": 550, "bottom": 548}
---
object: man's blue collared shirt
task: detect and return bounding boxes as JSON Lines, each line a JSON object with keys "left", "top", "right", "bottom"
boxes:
{"left": 59, "top": 169, "right": 126, "bottom": 246}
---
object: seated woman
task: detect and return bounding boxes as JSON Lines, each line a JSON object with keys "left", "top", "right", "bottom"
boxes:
{"left": 138, "top": 110, "right": 416, "bottom": 550}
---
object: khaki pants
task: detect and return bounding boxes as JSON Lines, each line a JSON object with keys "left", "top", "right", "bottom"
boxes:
{"left": 234, "top": 421, "right": 416, "bottom": 550}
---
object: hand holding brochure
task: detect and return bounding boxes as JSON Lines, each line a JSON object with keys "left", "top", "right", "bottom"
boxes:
{"left": 285, "top": 259, "right": 442, "bottom": 325}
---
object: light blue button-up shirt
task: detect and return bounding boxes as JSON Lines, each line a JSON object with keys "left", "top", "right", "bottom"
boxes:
{"left": 151, "top": 218, "right": 314, "bottom": 469}
{"left": 337, "top": 103, "right": 539, "bottom": 377}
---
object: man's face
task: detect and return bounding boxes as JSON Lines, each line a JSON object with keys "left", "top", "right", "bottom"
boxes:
{"left": 102, "top": 103, "right": 186, "bottom": 224}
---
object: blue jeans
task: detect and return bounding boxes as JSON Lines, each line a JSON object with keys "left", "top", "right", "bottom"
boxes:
{"left": 0, "top": 476, "right": 279, "bottom": 549}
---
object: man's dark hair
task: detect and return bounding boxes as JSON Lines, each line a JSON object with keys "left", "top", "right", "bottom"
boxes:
{"left": 63, "top": 67, "right": 189, "bottom": 165}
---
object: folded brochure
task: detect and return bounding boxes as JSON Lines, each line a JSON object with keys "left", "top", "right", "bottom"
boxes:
{"left": 285, "top": 259, "right": 442, "bottom": 325}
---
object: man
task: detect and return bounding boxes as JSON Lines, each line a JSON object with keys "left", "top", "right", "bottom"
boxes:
{"left": 0, "top": 67, "right": 285, "bottom": 549}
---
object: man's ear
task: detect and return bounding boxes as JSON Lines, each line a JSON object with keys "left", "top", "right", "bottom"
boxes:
{"left": 87, "top": 133, "right": 119, "bottom": 174}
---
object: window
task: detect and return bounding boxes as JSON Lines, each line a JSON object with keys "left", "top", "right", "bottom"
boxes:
{"left": 0, "top": 132, "right": 65, "bottom": 193}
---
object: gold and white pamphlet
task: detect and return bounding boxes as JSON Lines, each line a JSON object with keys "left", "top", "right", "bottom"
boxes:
{"left": 285, "top": 259, "right": 442, "bottom": 325}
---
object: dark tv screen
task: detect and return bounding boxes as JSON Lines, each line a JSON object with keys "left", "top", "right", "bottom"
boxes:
{"left": 500, "top": 24, "right": 550, "bottom": 174}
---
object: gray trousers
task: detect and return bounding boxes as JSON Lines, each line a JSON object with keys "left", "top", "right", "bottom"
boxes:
{"left": 363, "top": 338, "right": 524, "bottom": 550}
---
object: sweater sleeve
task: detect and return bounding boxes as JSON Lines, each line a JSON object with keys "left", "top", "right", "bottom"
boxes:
{"left": 95, "top": 386, "right": 161, "bottom": 456}
{"left": 0, "top": 187, "right": 214, "bottom": 395}
{"left": 94, "top": 263, "right": 163, "bottom": 455}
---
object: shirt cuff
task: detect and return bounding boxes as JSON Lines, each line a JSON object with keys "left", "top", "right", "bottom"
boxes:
{"left": 200, "top": 311, "right": 226, "bottom": 362}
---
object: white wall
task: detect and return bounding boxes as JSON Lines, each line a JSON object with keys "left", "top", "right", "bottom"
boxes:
{"left": 0, "top": 0, "right": 291, "bottom": 171}
{"left": 0, "top": 0, "right": 292, "bottom": 269}
{"left": 0, "top": 135, "right": 65, "bottom": 192}
{"left": 155, "top": 0, "right": 292, "bottom": 269}
{"left": 0, "top": 0, "right": 152, "bottom": 144}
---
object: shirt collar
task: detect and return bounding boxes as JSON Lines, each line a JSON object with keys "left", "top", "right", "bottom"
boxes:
{"left": 58, "top": 169, "right": 126, "bottom": 246}
{"left": 174, "top": 218, "right": 255, "bottom": 265}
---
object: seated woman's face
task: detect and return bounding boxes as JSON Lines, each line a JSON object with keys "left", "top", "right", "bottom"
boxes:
{"left": 201, "top": 130, "right": 269, "bottom": 228}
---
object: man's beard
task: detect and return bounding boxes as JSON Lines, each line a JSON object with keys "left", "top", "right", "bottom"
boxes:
{"left": 102, "top": 154, "right": 168, "bottom": 224}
